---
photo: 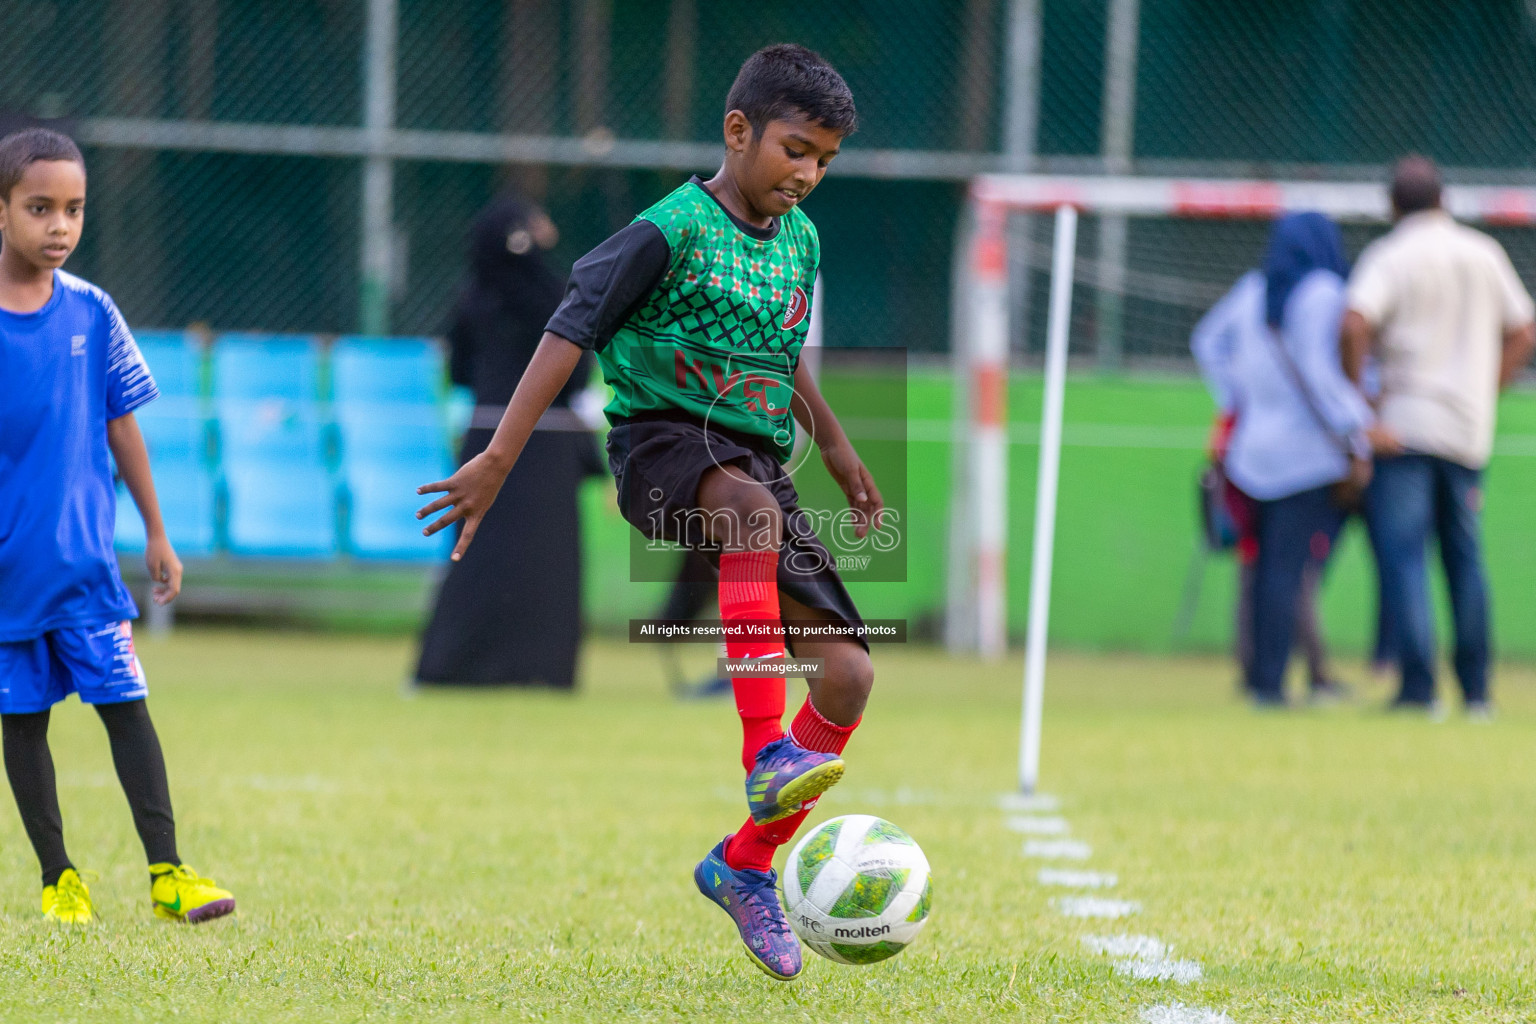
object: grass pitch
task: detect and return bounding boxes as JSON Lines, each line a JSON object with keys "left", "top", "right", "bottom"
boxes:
{"left": 0, "top": 629, "right": 1532, "bottom": 1022}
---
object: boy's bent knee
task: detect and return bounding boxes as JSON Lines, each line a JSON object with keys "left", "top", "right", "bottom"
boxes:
{"left": 810, "top": 645, "right": 874, "bottom": 725}
{"left": 700, "top": 471, "right": 782, "bottom": 551}
{"left": 842, "top": 652, "right": 875, "bottom": 707}
{"left": 831, "top": 646, "right": 873, "bottom": 690}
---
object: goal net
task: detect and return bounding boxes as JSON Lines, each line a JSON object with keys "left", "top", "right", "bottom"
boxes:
{"left": 945, "top": 174, "right": 1536, "bottom": 791}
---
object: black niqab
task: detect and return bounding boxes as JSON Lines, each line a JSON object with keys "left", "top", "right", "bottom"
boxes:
{"left": 415, "top": 193, "right": 595, "bottom": 688}
{"left": 447, "top": 193, "right": 573, "bottom": 407}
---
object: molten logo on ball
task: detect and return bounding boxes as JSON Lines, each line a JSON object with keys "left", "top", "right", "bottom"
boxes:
{"left": 784, "top": 814, "right": 932, "bottom": 966}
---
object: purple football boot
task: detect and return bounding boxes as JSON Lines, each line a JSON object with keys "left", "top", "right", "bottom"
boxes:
{"left": 746, "top": 736, "right": 844, "bottom": 825}
{"left": 694, "top": 839, "right": 803, "bottom": 980}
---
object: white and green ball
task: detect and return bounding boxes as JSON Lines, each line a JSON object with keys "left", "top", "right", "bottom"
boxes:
{"left": 783, "top": 814, "right": 932, "bottom": 965}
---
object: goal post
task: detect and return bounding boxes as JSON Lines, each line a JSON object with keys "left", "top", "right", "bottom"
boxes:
{"left": 945, "top": 173, "right": 1536, "bottom": 794}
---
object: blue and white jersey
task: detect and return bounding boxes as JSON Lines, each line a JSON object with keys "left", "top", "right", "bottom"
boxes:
{"left": 0, "top": 270, "right": 159, "bottom": 641}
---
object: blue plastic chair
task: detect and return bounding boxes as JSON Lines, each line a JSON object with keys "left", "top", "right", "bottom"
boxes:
{"left": 216, "top": 398, "right": 328, "bottom": 467}
{"left": 136, "top": 409, "right": 210, "bottom": 465}
{"left": 134, "top": 331, "right": 203, "bottom": 401}
{"left": 345, "top": 464, "right": 453, "bottom": 561}
{"left": 114, "top": 463, "right": 217, "bottom": 556}
{"left": 335, "top": 403, "right": 450, "bottom": 473}
{"left": 224, "top": 464, "right": 339, "bottom": 558}
{"left": 332, "top": 337, "right": 443, "bottom": 406}
{"left": 212, "top": 334, "right": 322, "bottom": 402}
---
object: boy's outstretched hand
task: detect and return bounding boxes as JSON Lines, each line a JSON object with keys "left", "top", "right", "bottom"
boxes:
{"left": 416, "top": 333, "right": 585, "bottom": 562}
{"left": 416, "top": 451, "right": 511, "bottom": 562}
{"left": 819, "top": 439, "right": 885, "bottom": 539}
{"left": 144, "top": 534, "right": 183, "bottom": 605}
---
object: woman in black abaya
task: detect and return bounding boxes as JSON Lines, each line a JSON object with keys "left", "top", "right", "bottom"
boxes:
{"left": 414, "top": 195, "right": 598, "bottom": 688}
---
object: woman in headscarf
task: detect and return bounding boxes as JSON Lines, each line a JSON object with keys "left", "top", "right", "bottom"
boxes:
{"left": 415, "top": 194, "right": 599, "bottom": 689}
{"left": 1191, "top": 212, "right": 1377, "bottom": 706}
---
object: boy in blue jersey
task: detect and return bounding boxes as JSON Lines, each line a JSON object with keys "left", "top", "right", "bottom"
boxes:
{"left": 0, "top": 129, "right": 234, "bottom": 924}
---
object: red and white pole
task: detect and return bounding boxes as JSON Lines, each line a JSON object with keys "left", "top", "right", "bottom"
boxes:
{"left": 970, "top": 199, "right": 1011, "bottom": 659}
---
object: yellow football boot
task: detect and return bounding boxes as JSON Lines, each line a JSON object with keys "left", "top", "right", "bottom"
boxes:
{"left": 149, "top": 863, "right": 235, "bottom": 923}
{"left": 41, "top": 868, "right": 95, "bottom": 924}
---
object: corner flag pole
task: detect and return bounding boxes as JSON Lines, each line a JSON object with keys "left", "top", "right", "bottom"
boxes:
{"left": 1019, "top": 203, "right": 1077, "bottom": 794}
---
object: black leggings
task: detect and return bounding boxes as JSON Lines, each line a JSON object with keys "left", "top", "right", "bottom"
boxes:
{"left": 2, "top": 700, "right": 178, "bottom": 886}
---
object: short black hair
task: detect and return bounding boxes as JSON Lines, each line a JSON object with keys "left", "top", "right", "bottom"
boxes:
{"left": 725, "top": 44, "right": 857, "bottom": 138}
{"left": 1390, "top": 154, "right": 1441, "bottom": 215}
{"left": 0, "top": 128, "right": 84, "bottom": 202}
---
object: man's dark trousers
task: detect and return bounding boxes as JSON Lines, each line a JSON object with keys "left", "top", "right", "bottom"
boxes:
{"left": 1365, "top": 454, "right": 1490, "bottom": 706}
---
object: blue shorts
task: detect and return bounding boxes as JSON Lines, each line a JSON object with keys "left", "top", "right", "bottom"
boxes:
{"left": 0, "top": 622, "right": 149, "bottom": 715}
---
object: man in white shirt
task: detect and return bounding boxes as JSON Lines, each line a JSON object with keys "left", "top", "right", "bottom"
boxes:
{"left": 1342, "top": 156, "right": 1536, "bottom": 715}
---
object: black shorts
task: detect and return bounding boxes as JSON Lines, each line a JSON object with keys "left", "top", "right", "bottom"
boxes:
{"left": 606, "top": 412, "right": 867, "bottom": 651}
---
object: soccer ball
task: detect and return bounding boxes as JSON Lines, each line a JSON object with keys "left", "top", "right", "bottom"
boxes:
{"left": 783, "top": 814, "right": 932, "bottom": 965}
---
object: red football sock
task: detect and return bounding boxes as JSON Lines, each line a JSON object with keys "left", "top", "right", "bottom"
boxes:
{"left": 724, "top": 812, "right": 798, "bottom": 873}
{"left": 788, "top": 696, "right": 859, "bottom": 755}
{"left": 719, "top": 549, "right": 788, "bottom": 769}
{"left": 724, "top": 695, "right": 862, "bottom": 872}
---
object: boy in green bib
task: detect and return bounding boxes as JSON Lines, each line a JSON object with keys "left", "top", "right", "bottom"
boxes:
{"left": 417, "top": 44, "right": 883, "bottom": 980}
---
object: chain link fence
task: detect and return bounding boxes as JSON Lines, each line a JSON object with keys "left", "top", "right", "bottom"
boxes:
{"left": 6, "top": 0, "right": 1536, "bottom": 357}
{"left": 1006, "top": 215, "right": 1536, "bottom": 364}
{"left": 11, "top": 1, "right": 1002, "bottom": 146}
{"left": 1132, "top": 0, "right": 1536, "bottom": 167}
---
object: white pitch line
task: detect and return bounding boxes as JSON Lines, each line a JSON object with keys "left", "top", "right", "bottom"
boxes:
{"left": 1008, "top": 806, "right": 1212, "bottom": 1000}
{"left": 1038, "top": 868, "right": 1117, "bottom": 888}
{"left": 1005, "top": 815, "right": 1070, "bottom": 835}
{"left": 1081, "top": 934, "right": 1167, "bottom": 959}
{"left": 1055, "top": 896, "right": 1141, "bottom": 919}
{"left": 997, "top": 792, "right": 1061, "bottom": 813}
{"left": 1115, "top": 958, "right": 1203, "bottom": 984}
{"left": 1082, "top": 934, "right": 1203, "bottom": 984}
{"left": 1023, "top": 838, "right": 1092, "bottom": 860}
{"left": 1139, "top": 1003, "right": 1233, "bottom": 1024}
